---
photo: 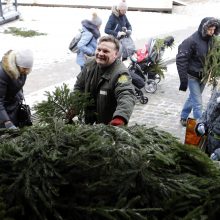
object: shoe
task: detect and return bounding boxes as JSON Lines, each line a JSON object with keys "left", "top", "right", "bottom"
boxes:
{"left": 180, "top": 118, "right": 187, "bottom": 127}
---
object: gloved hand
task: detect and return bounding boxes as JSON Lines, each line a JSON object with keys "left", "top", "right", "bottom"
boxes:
{"left": 195, "top": 123, "right": 207, "bottom": 136}
{"left": 4, "top": 121, "right": 18, "bottom": 130}
{"left": 126, "top": 30, "right": 132, "bottom": 36}
{"left": 110, "top": 117, "right": 125, "bottom": 126}
{"left": 179, "top": 80, "right": 188, "bottom": 91}
{"left": 117, "top": 31, "right": 126, "bottom": 39}
{"left": 210, "top": 148, "right": 220, "bottom": 161}
{"left": 65, "top": 108, "right": 76, "bottom": 124}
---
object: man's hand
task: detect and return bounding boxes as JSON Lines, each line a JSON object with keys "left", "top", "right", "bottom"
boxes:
{"left": 65, "top": 108, "right": 76, "bottom": 124}
{"left": 4, "top": 121, "right": 18, "bottom": 130}
{"left": 110, "top": 117, "right": 125, "bottom": 126}
{"left": 179, "top": 80, "right": 188, "bottom": 91}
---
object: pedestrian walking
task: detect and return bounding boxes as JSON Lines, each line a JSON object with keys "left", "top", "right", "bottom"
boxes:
{"left": 69, "top": 35, "right": 136, "bottom": 126}
{"left": 0, "top": 49, "right": 34, "bottom": 130}
{"left": 176, "top": 17, "right": 220, "bottom": 126}
{"left": 76, "top": 12, "right": 102, "bottom": 70}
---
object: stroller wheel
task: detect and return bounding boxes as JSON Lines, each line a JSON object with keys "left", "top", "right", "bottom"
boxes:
{"left": 135, "top": 90, "right": 141, "bottom": 99}
{"left": 144, "top": 79, "right": 157, "bottom": 93}
{"left": 140, "top": 96, "right": 148, "bottom": 104}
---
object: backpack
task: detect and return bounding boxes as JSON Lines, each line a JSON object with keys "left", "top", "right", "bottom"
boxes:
{"left": 69, "top": 29, "right": 84, "bottom": 53}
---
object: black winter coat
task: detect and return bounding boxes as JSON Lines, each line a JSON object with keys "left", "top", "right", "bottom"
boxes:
{"left": 104, "top": 6, "right": 132, "bottom": 38}
{"left": 176, "top": 17, "right": 220, "bottom": 89}
{"left": 198, "top": 88, "right": 220, "bottom": 154}
{"left": 0, "top": 50, "right": 26, "bottom": 127}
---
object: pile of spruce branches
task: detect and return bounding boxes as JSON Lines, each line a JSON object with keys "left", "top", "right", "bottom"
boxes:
{"left": 0, "top": 121, "right": 220, "bottom": 220}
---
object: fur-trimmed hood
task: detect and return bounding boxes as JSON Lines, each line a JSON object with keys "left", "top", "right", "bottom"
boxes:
{"left": 1, "top": 50, "right": 20, "bottom": 80}
{"left": 111, "top": 5, "right": 120, "bottom": 17}
{"left": 198, "top": 17, "right": 220, "bottom": 39}
{"left": 81, "top": 19, "right": 101, "bottom": 39}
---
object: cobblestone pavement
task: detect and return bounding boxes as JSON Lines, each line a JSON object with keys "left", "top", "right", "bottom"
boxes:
{"left": 128, "top": 63, "right": 212, "bottom": 143}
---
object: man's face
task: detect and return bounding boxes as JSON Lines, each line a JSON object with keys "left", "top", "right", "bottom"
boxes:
{"left": 207, "top": 26, "right": 216, "bottom": 36}
{"left": 17, "top": 66, "right": 31, "bottom": 75}
{"left": 95, "top": 41, "right": 118, "bottom": 67}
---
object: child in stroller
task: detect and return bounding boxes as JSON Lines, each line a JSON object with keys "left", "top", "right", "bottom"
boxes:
{"left": 128, "top": 36, "right": 174, "bottom": 96}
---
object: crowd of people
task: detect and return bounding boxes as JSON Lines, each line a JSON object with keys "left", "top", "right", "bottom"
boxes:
{"left": 1, "top": 0, "right": 220, "bottom": 162}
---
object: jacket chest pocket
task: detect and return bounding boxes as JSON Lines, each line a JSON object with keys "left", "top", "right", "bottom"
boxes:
{"left": 98, "top": 88, "right": 112, "bottom": 102}
{"left": 97, "top": 86, "right": 114, "bottom": 109}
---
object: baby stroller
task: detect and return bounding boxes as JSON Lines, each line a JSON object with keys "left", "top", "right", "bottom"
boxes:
{"left": 128, "top": 36, "right": 175, "bottom": 94}
{"left": 129, "top": 67, "right": 149, "bottom": 104}
{"left": 118, "top": 27, "right": 136, "bottom": 61}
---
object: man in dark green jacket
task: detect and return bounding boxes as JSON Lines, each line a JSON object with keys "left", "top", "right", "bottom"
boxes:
{"left": 73, "top": 35, "right": 136, "bottom": 126}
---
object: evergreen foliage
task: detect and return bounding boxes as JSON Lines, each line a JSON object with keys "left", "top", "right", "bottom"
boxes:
{"left": 4, "top": 27, "right": 47, "bottom": 37}
{"left": 203, "top": 36, "right": 220, "bottom": 87}
{"left": 149, "top": 36, "right": 174, "bottom": 79}
{"left": 33, "top": 83, "right": 94, "bottom": 124}
{"left": 0, "top": 122, "right": 220, "bottom": 220}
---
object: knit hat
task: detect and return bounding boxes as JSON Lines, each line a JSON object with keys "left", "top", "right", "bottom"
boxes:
{"left": 15, "top": 49, "right": 34, "bottom": 69}
{"left": 91, "top": 12, "right": 102, "bottom": 27}
{"left": 117, "top": 0, "right": 128, "bottom": 10}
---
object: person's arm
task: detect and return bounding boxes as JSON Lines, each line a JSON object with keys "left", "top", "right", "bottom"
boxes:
{"left": 112, "top": 73, "right": 136, "bottom": 124}
{"left": 0, "top": 78, "right": 11, "bottom": 122}
{"left": 176, "top": 38, "right": 193, "bottom": 91}
{"left": 104, "top": 15, "right": 118, "bottom": 37}
{"left": 77, "top": 31, "right": 94, "bottom": 56}
{"left": 125, "top": 16, "right": 132, "bottom": 32}
{"left": 74, "top": 68, "right": 87, "bottom": 93}
{"left": 0, "top": 78, "right": 16, "bottom": 129}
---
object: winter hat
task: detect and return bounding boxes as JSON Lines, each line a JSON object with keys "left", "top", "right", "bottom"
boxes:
{"left": 15, "top": 49, "right": 34, "bottom": 69}
{"left": 117, "top": 0, "right": 128, "bottom": 10}
{"left": 91, "top": 12, "right": 102, "bottom": 27}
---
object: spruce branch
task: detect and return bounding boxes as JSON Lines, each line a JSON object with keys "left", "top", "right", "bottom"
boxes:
{"left": 202, "top": 36, "right": 220, "bottom": 87}
{"left": 33, "top": 83, "right": 94, "bottom": 124}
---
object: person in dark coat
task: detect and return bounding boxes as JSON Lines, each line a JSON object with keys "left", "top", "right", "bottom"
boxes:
{"left": 195, "top": 84, "right": 220, "bottom": 160}
{"left": 76, "top": 12, "right": 102, "bottom": 70}
{"left": 68, "top": 35, "right": 136, "bottom": 126}
{"left": 104, "top": 0, "right": 133, "bottom": 60}
{"left": 176, "top": 17, "right": 220, "bottom": 126}
{"left": 104, "top": 0, "right": 132, "bottom": 39}
{"left": 0, "top": 49, "right": 34, "bottom": 129}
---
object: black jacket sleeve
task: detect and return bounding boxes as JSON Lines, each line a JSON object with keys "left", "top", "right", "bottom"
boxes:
{"left": 104, "top": 15, "right": 118, "bottom": 37}
{"left": 176, "top": 38, "right": 194, "bottom": 91}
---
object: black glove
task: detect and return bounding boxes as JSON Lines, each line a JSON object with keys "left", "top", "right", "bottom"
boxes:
{"left": 179, "top": 80, "right": 188, "bottom": 91}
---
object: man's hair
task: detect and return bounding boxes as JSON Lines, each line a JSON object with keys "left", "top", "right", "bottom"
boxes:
{"left": 98, "top": 35, "right": 120, "bottom": 51}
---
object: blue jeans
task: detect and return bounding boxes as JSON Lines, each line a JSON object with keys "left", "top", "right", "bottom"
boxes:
{"left": 181, "top": 78, "right": 205, "bottom": 120}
